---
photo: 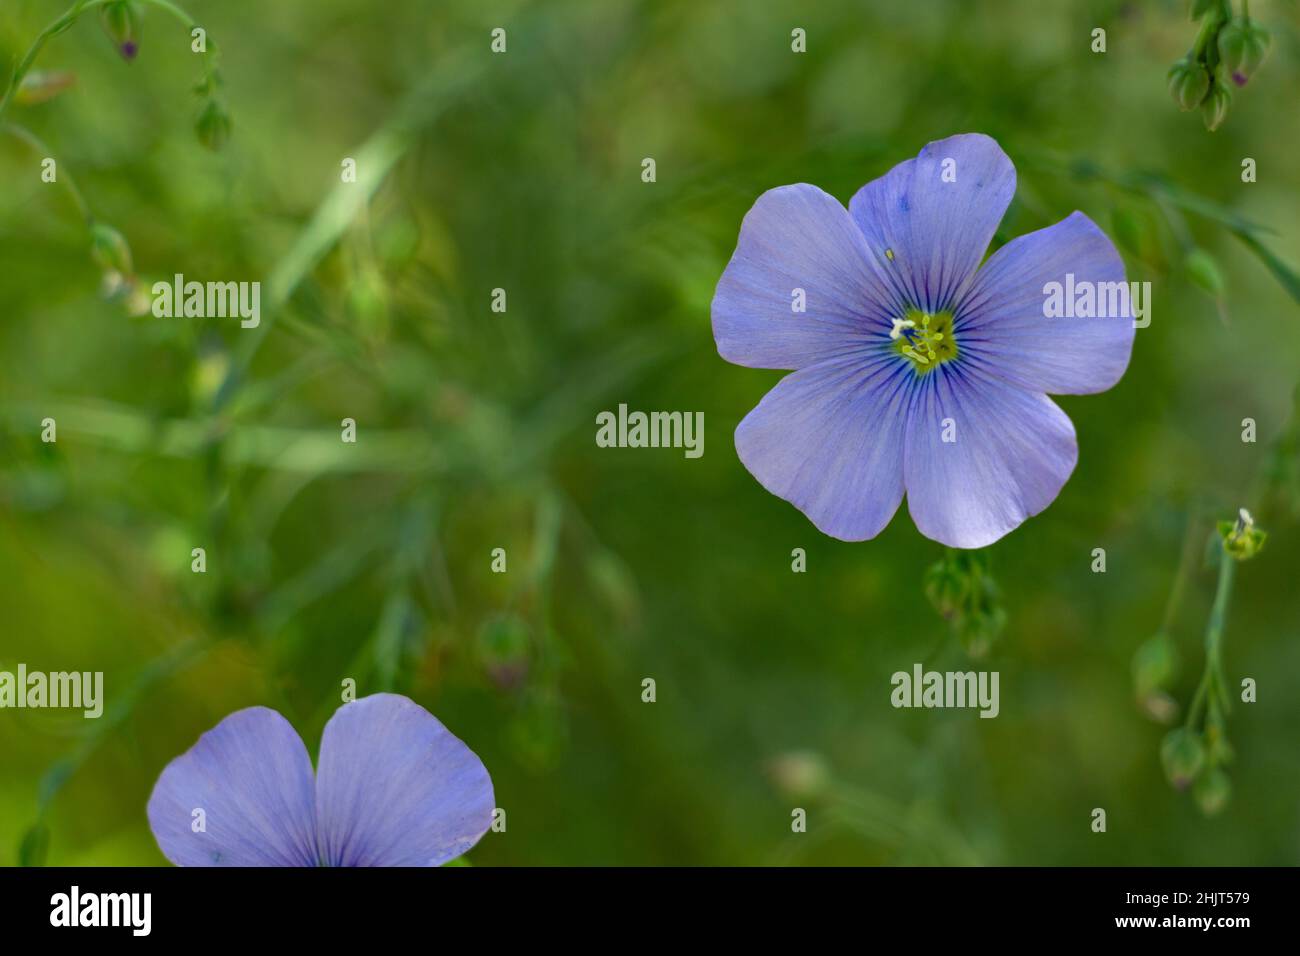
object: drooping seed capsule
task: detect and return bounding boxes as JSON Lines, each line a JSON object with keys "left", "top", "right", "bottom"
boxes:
{"left": 1193, "top": 768, "right": 1231, "bottom": 815}
{"left": 1132, "top": 632, "right": 1177, "bottom": 700}
{"left": 1160, "top": 728, "right": 1205, "bottom": 790}
{"left": 195, "top": 99, "right": 232, "bottom": 151}
{"left": 1200, "top": 80, "right": 1231, "bottom": 131}
{"left": 89, "top": 222, "right": 133, "bottom": 276}
{"left": 1218, "top": 17, "right": 1270, "bottom": 87}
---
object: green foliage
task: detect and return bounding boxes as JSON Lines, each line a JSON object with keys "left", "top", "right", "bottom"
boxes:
{"left": 0, "top": 0, "right": 1297, "bottom": 867}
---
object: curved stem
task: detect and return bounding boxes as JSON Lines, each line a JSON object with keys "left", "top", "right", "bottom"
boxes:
{"left": 1, "top": 121, "right": 92, "bottom": 222}
{"left": 1159, "top": 511, "right": 1201, "bottom": 634}
{"left": 1204, "top": 545, "right": 1236, "bottom": 710}
{"left": 0, "top": 0, "right": 213, "bottom": 123}
{"left": 0, "top": 0, "right": 106, "bottom": 121}
{"left": 1186, "top": 546, "right": 1236, "bottom": 729}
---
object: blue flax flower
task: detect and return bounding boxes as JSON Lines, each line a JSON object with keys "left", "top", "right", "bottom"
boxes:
{"left": 713, "top": 134, "right": 1135, "bottom": 548}
{"left": 148, "top": 693, "right": 494, "bottom": 866}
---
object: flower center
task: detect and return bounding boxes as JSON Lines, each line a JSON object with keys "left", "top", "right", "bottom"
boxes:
{"left": 890, "top": 308, "right": 957, "bottom": 371}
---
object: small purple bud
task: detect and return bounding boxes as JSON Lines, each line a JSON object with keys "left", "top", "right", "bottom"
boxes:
{"left": 99, "top": 2, "right": 140, "bottom": 62}
{"left": 1218, "top": 17, "right": 1270, "bottom": 86}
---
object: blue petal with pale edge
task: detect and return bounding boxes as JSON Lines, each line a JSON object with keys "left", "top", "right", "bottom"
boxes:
{"left": 849, "top": 133, "right": 1015, "bottom": 314}
{"left": 735, "top": 349, "right": 913, "bottom": 541}
{"left": 315, "top": 693, "right": 494, "bottom": 867}
{"left": 903, "top": 365, "right": 1078, "bottom": 549}
{"left": 146, "top": 707, "right": 318, "bottom": 866}
{"left": 712, "top": 184, "right": 900, "bottom": 370}
{"left": 955, "top": 211, "right": 1136, "bottom": 395}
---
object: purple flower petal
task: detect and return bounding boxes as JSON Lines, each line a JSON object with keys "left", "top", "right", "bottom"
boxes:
{"left": 955, "top": 212, "right": 1136, "bottom": 394}
{"left": 904, "top": 366, "right": 1077, "bottom": 548}
{"left": 735, "top": 350, "right": 913, "bottom": 540}
{"left": 315, "top": 694, "right": 494, "bottom": 867}
{"left": 849, "top": 133, "right": 1015, "bottom": 314}
{"left": 712, "top": 184, "right": 900, "bottom": 370}
{"left": 146, "top": 707, "right": 318, "bottom": 867}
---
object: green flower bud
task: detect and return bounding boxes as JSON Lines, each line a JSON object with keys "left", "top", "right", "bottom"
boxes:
{"left": 924, "top": 560, "right": 965, "bottom": 621}
{"left": 1132, "top": 632, "right": 1178, "bottom": 700}
{"left": 1168, "top": 57, "right": 1210, "bottom": 111}
{"left": 195, "top": 99, "right": 232, "bottom": 151}
{"left": 956, "top": 606, "right": 1005, "bottom": 659}
{"left": 1218, "top": 508, "right": 1267, "bottom": 561}
{"left": 926, "top": 550, "right": 1005, "bottom": 657}
{"left": 1193, "top": 768, "right": 1231, "bottom": 815}
{"left": 1161, "top": 728, "right": 1205, "bottom": 790}
{"left": 1218, "top": 17, "right": 1270, "bottom": 87}
{"left": 1200, "top": 80, "right": 1231, "bottom": 131}
{"left": 99, "top": 1, "right": 140, "bottom": 61}
{"left": 1184, "top": 248, "right": 1224, "bottom": 299}
{"left": 89, "top": 222, "right": 134, "bottom": 288}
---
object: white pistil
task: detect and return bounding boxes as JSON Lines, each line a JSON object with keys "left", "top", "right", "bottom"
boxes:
{"left": 889, "top": 317, "right": 916, "bottom": 340}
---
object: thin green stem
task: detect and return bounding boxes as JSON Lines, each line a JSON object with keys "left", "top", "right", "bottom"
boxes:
{"left": 1204, "top": 545, "right": 1236, "bottom": 708}
{"left": 138, "top": 0, "right": 199, "bottom": 27}
{"left": 0, "top": 0, "right": 214, "bottom": 123}
{"left": 0, "top": 0, "right": 104, "bottom": 121}
{"left": 1186, "top": 546, "right": 1237, "bottom": 729}
{"left": 1191, "top": 9, "right": 1220, "bottom": 59}
{"left": 0, "top": 121, "right": 91, "bottom": 222}
{"left": 1159, "top": 511, "right": 1201, "bottom": 634}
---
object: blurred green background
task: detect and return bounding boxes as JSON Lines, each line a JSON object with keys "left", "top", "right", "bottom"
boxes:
{"left": 2, "top": 0, "right": 1299, "bottom": 866}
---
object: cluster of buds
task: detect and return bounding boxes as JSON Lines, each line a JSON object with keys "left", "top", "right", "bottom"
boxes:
{"left": 1151, "top": 507, "right": 1266, "bottom": 816}
{"left": 1161, "top": 725, "right": 1232, "bottom": 815}
{"left": 100, "top": 1, "right": 231, "bottom": 151}
{"left": 1168, "top": 0, "right": 1270, "bottom": 131}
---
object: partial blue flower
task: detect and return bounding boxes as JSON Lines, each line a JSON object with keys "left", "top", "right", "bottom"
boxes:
{"left": 147, "top": 693, "right": 494, "bottom": 866}
{"left": 713, "top": 133, "right": 1134, "bottom": 548}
